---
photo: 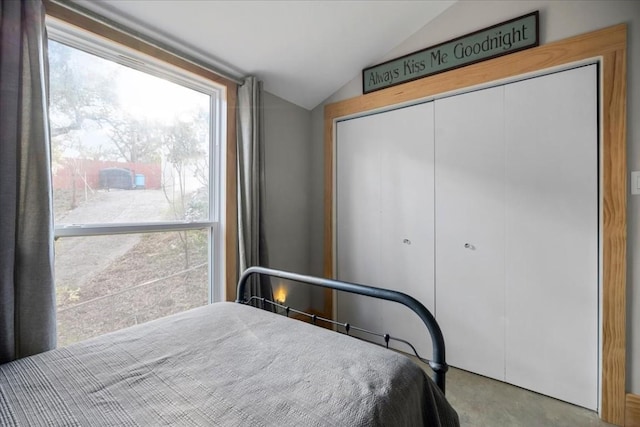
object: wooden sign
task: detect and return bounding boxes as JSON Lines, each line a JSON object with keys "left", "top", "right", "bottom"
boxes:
{"left": 363, "top": 11, "right": 539, "bottom": 94}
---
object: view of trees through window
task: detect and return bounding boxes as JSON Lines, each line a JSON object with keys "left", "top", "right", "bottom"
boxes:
{"left": 49, "top": 39, "right": 217, "bottom": 346}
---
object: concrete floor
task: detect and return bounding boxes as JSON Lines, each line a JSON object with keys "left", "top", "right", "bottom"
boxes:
{"left": 444, "top": 367, "right": 612, "bottom": 427}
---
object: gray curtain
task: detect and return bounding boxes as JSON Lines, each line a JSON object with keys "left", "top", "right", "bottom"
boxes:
{"left": 236, "top": 76, "right": 274, "bottom": 307}
{"left": 0, "top": 0, "right": 56, "bottom": 363}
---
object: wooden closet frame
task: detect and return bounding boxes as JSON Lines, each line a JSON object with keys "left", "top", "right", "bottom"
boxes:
{"left": 323, "top": 24, "right": 627, "bottom": 425}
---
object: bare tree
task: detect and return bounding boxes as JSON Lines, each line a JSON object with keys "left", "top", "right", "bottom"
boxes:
{"left": 105, "top": 115, "right": 164, "bottom": 163}
{"left": 49, "top": 39, "right": 118, "bottom": 212}
{"left": 48, "top": 40, "right": 117, "bottom": 140}
{"left": 162, "top": 118, "right": 208, "bottom": 268}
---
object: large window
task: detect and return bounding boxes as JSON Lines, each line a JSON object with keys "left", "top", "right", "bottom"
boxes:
{"left": 47, "top": 20, "right": 223, "bottom": 346}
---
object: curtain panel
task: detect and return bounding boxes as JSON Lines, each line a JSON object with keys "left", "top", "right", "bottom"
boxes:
{"left": 236, "top": 76, "right": 273, "bottom": 306}
{"left": 0, "top": 0, "right": 56, "bottom": 363}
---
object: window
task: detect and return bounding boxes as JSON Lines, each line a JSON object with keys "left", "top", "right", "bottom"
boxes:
{"left": 47, "top": 19, "right": 224, "bottom": 346}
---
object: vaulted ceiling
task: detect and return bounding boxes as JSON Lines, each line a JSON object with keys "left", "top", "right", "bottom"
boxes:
{"left": 70, "top": 0, "right": 456, "bottom": 110}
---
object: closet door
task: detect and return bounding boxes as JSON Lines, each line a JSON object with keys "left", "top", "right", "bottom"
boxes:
{"left": 336, "top": 102, "right": 435, "bottom": 357}
{"left": 504, "top": 65, "right": 598, "bottom": 409}
{"left": 435, "top": 86, "right": 506, "bottom": 381}
{"left": 336, "top": 112, "right": 383, "bottom": 336}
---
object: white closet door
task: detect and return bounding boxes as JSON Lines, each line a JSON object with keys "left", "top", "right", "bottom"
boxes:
{"left": 504, "top": 65, "right": 598, "bottom": 409}
{"left": 336, "top": 113, "right": 384, "bottom": 337}
{"left": 435, "top": 86, "right": 506, "bottom": 381}
{"left": 336, "top": 102, "right": 435, "bottom": 358}
{"left": 379, "top": 103, "right": 435, "bottom": 358}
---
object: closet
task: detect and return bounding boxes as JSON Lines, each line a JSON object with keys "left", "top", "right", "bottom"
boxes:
{"left": 335, "top": 64, "right": 598, "bottom": 410}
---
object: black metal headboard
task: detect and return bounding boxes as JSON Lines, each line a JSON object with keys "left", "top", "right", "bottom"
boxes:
{"left": 236, "top": 266, "right": 449, "bottom": 393}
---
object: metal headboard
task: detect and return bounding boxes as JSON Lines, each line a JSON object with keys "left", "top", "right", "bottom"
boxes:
{"left": 236, "top": 266, "right": 449, "bottom": 393}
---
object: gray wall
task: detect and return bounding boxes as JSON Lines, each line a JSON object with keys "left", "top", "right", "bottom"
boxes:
{"left": 308, "top": 0, "right": 640, "bottom": 393}
{"left": 263, "top": 91, "right": 312, "bottom": 310}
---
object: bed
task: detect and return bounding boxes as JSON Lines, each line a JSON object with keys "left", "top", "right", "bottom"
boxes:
{"left": 0, "top": 267, "right": 459, "bottom": 426}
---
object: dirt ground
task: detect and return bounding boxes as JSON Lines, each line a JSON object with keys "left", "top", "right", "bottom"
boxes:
{"left": 55, "top": 190, "right": 170, "bottom": 289}
{"left": 54, "top": 189, "right": 208, "bottom": 346}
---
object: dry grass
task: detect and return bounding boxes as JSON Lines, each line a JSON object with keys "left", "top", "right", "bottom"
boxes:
{"left": 54, "top": 189, "right": 209, "bottom": 347}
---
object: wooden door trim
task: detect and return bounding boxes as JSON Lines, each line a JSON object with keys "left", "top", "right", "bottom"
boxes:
{"left": 324, "top": 24, "right": 627, "bottom": 425}
{"left": 626, "top": 393, "right": 640, "bottom": 426}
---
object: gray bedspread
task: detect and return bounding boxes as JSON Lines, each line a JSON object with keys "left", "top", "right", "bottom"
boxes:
{"left": 0, "top": 302, "right": 458, "bottom": 426}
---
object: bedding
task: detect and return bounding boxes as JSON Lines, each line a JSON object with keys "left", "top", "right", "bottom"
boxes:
{"left": 0, "top": 302, "right": 458, "bottom": 426}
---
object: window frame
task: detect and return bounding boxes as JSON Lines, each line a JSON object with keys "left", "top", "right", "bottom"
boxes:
{"left": 44, "top": 5, "right": 239, "bottom": 303}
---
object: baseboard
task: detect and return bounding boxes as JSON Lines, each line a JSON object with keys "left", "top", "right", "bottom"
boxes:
{"left": 627, "top": 393, "right": 640, "bottom": 427}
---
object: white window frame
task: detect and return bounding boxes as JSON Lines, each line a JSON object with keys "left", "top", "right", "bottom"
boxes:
{"left": 46, "top": 17, "right": 224, "bottom": 303}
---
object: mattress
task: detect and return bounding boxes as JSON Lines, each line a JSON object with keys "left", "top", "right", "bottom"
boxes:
{"left": 0, "top": 302, "right": 458, "bottom": 426}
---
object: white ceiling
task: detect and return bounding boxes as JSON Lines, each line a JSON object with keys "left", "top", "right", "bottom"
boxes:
{"left": 70, "top": 1, "right": 456, "bottom": 110}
